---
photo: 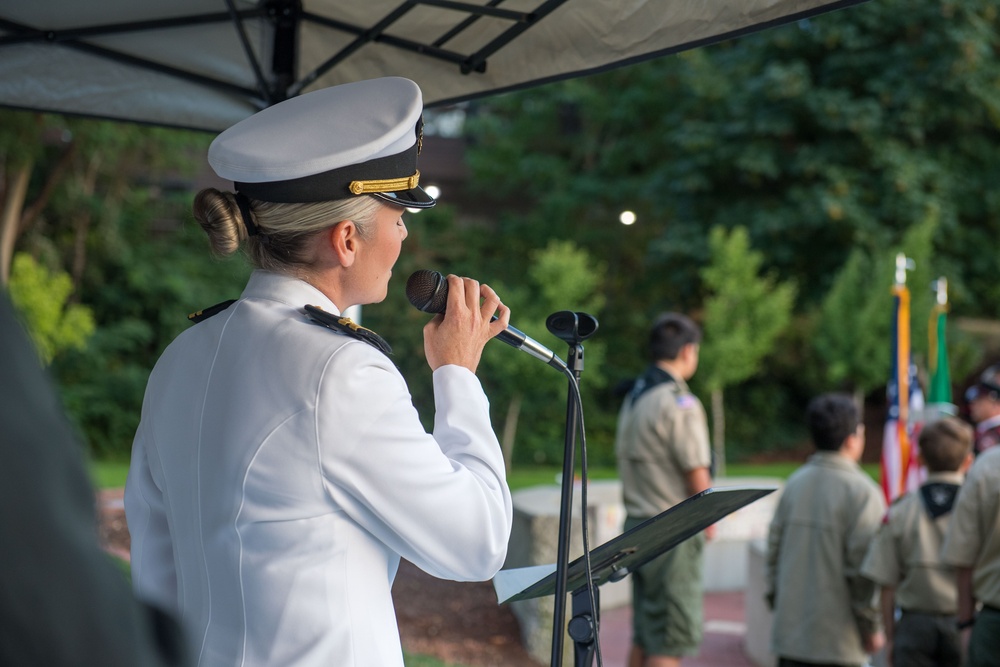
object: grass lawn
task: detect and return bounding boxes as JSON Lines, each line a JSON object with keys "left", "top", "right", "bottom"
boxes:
{"left": 503, "top": 461, "right": 880, "bottom": 491}
{"left": 90, "top": 459, "right": 881, "bottom": 492}
{"left": 89, "top": 459, "right": 130, "bottom": 489}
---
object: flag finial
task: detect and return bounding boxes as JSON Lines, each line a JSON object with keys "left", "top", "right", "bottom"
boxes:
{"left": 932, "top": 277, "right": 948, "bottom": 306}
{"left": 895, "top": 253, "right": 915, "bottom": 286}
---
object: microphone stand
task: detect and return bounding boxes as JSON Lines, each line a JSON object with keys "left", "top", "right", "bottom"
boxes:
{"left": 545, "top": 311, "right": 599, "bottom": 667}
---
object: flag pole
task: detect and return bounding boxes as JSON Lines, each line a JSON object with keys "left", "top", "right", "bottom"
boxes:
{"left": 882, "top": 253, "right": 917, "bottom": 503}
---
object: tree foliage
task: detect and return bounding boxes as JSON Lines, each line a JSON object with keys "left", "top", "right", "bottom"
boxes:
{"left": 697, "top": 226, "right": 797, "bottom": 393}
{"left": 475, "top": 239, "right": 609, "bottom": 466}
{"left": 8, "top": 252, "right": 95, "bottom": 364}
{"left": 463, "top": 0, "right": 1000, "bottom": 457}
{"left": 813, "top": 211, "right": 938, "bottom": 396}
{"left": 2, "top": 113, "right": 244, "bottom": 458}
{"left": 695, "top": 226, "right": 796, "bottom": 473}
{"left": 4, "top": 0, "right": 1000, "bottom": 463}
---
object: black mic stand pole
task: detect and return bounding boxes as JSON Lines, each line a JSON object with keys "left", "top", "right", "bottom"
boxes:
{"left": 546, "top": 311, "right": 599, "bottom": 667}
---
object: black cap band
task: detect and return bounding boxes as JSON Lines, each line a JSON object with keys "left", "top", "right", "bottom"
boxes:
{"left": 236, "top": 144, "right": 420, "bottom": 204}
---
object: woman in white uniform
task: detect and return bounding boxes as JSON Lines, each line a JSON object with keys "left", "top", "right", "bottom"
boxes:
{"left": 124, "top": 77, "right": 514, "bottom": 667}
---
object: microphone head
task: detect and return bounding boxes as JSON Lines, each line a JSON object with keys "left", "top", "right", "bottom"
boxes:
{"left": 406, "top": 269, "right": 449, "bottom": 313}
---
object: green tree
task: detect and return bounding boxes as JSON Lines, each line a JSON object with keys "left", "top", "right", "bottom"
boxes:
{"left": 7, "top": 252, "right": 95, "bottom": 363}
{"left": 1, "top": 111, "right": 206, "bottom": 288}
{"left": 695, "top": 227, "right": 796, "bottom": 476}
{"left": 52, "top": 203, "right": 250, "bottom": 460}
{"left": 463, "top": 0, "right": 1000, "bottom": 452}
{"left": 813, "top": 210, "right": 938, "bottom": 406}
{"left": 0, "top": 110, "right": 242, "bottom": 458}
{"left": 476, "top": 240, "right": 608, "bottom": 467}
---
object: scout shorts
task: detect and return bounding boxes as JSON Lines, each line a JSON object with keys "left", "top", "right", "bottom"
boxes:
{"left": 626, "top": 516, "right": 705, "bottom": 657}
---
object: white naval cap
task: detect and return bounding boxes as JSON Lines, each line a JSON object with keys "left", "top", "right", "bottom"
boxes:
{"left": 208, "top": 77, "right": 435, "bottom": 209}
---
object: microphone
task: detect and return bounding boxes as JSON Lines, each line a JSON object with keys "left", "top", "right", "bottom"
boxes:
{"left": 406, "top": 269, "right": 567, "bottom": 372}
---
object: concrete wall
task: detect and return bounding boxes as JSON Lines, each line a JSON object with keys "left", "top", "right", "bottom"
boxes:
{"left": 502, "top": 481, "right": 628, "bottom": 666}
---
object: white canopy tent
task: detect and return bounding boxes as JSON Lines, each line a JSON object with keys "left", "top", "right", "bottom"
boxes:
{"left": 0, "top": 0, "right": 864, "bottom": 132}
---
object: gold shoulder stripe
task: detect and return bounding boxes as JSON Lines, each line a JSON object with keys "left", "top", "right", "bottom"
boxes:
{"left": 304, "top": 305, "right": 392, "bottom": 356}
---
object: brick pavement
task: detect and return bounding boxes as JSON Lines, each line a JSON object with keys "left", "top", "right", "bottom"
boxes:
{"left": 597, "top": 591, "right": 758, "bottom": 667}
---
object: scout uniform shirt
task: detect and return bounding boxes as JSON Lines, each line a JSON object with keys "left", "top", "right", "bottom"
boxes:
{"left": 615, "top": 365, "right": 711, "bottom": 519}
{"left": 766, "top": 451, "right": 886, "bottom": 666}
{"left": 942, "top": 446, "right": 1000, "bottom": 609}
{"left": 861, "top": 471, "right": 965, "bottom": 613}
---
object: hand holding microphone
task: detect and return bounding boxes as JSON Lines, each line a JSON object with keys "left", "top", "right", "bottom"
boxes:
{"left": 406, "top": 271, "right": 510, "bottom": 372}
{"left": 407, "top": 270, "right": 567, "bottom": 372}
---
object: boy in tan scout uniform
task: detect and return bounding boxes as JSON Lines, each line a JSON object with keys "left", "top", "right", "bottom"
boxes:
{"left": 766, "top": 392, "right": 886, "bottom": 667}
{"left": 941, "top": 444, "right": 1000, "bottom": 667}
{"left": 616, "top": 313, "right": 713, "bottom": 667}
{"left": 861, "top": 416, "right": 973, "bottom": 667}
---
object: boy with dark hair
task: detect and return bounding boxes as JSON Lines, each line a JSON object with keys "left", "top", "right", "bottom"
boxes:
{"left": 616, "top": 312, "right": 712, "bottom": 667}
{"left": 862, "top": 416, "right": 974, "bottom": 667}
{"left": 767, "top": 393, "right": 886, "bottom": 667}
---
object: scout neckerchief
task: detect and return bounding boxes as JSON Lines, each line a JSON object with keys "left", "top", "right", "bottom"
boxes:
{"left": 628, "top": 365, "right": 677, "bottom": 406}
{"left": 919, "top": 481, "right": 960, "bottom": 520}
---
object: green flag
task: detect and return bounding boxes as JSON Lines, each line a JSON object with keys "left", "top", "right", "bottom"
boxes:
{"left": 926, "top": 277, "right": 955, "bottom": 420}
{"left": 928, "top": 304, "right": 951, "bottom": 404}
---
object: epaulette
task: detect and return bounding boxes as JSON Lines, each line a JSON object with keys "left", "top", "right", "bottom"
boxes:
{"left": 304, "top": 304, "right": 392, "bottom": 356}
{"left": 188, "top": 299, "right": 237, "bottom": 323}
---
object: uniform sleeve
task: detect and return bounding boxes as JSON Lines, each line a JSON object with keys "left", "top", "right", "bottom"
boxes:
{"left": 860, "top": 509, "right": 899, "bottom": 587}
{"left": 845, "top": 483, "right": 886, "bottom": 637}
{"left": 125, "top": 406, "right": 179, "bottom": 613}
{"left": 669, "top": 395, "right": 712, "bottom": 473}
{"left": 316, "top": 344, "right": 513, "bottom": 581}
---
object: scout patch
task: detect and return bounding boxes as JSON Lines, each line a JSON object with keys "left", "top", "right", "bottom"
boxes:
{"left": 676, "top": 394, "right": 697, "bottom": 410}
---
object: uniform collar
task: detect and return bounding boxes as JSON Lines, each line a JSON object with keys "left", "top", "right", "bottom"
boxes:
{"left": 807, "top": 450, "right": 861, "bottom": 471}
{"left": 240, "top": 270, "right": 341, "bottom": 315}
{"left": 924, "top": 470, "right": 965, "bottom": 485}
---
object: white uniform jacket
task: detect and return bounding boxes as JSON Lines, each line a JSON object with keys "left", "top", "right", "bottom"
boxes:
{"left": 125, "top": 270, "right": 513, "bottom": 667}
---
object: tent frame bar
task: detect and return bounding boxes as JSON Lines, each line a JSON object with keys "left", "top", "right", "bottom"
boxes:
{"left": 0, "top": 0, "right": 567, "bottom": 104}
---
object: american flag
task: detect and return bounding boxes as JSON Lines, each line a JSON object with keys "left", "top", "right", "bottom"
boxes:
{"left": 881, "top": 279, "right": 925, "bottom": 504}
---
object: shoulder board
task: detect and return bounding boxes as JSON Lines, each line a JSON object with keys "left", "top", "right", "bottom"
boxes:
{"left": 188, "top": 299, "right": 237, "bottom": 323}
{"left": 304, "top": 304, "right": 392, "bottom": 356}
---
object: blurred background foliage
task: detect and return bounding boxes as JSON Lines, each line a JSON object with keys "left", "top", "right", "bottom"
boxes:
{"left": 2, "top": 0, "right": 999, "bottom": 469}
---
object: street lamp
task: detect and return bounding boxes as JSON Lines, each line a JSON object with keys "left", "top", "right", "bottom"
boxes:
{"left": 619, "top": 210, "right": 636, "bottom": 226}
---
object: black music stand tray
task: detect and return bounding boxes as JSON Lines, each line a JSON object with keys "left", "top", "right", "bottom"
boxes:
{"left": 493, "top": 485, "right": 777, "bottom": 667}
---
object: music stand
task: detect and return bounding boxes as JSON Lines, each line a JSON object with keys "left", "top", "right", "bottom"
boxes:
{"left": 493, "top": 485, "right": 777, "bottom": 666}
